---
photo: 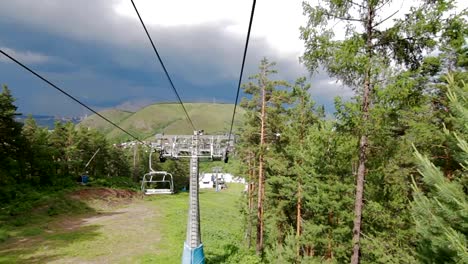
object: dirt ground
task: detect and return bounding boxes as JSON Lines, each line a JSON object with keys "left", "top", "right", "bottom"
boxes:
{"left": 0, "top": 188, "right": 163, "bottom": 264}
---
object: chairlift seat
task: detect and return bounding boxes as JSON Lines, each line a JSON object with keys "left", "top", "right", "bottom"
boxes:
{"left": 145, "top": 188, "right": 173, "bottom": 195}
{"left": 141, "top": 171, "right": 174, "bottom": 195}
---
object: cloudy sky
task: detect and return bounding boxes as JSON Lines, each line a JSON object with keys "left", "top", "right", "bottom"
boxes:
{"left": 0, "top": 0, "right": 465, "bottom": 116}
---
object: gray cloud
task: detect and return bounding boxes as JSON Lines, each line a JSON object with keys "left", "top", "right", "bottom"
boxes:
{"left": 0, "top": 0, "right": 307, "bottom": 81}
{"left": 0, "top": 47, "right": 50, "bottom": 64}
{"left": 310, "top": 71, "right": 353, "bottom": 99}
{"left": 0, "top": 0, "right": 349, "bottom": 116}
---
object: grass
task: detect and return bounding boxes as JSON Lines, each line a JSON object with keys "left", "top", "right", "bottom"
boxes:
{"left": 0, "top": 188, "right": 97, "bottom": 263}
{"left": 78, "top": 109, "right": 134, "bottom": 134}
{"left": 0, "top": 187, "right": 93, "bottom": 237}
{"left": 137, "top": 183, "right": 259, "bottom": 263}
{"left": 0, "top": 225, "right": 102, "bottom": 264}
{"left": 0, "top": 183, "right": 259, "bottom": 263}
{"left": 80, "top": 103, "right": 246, "bottom": 142}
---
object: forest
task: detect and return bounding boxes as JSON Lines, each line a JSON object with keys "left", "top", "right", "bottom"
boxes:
{"left": 235, "top": 0, "right": 467, "bottom": 263}
{"left": 0, "top": 0, "right": 467, "bottom": 263}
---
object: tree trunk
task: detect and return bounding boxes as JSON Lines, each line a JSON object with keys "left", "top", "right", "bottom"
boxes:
{"left": 256, "top": 74, "right": 267, "bottom": 255}
{"left": 296, "top": 181, "right": 302, "bottom": 259}
{"left": 296, "top": 90, "right": 306, "bottom": 260}
{"left": 351, "top": 2, "right": 374, "bottom": 264}
{"left": 247, "top": 153, "right": 253, "bottom": 248}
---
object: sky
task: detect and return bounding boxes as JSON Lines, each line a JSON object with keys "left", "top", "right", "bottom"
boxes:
{"left": 0, "top": 0, "right": 465, "bottom": 117}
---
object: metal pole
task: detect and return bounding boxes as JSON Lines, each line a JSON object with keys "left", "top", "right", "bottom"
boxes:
{"left": 216, "top": 167, "right": 219, "bottom": 192}
{"left": 84, "top": 148, "right": 100, "bottom": 170}
{"left": 182, "top": 130, "right": 205, "bottom": 264}
{"left": 213, "top": 167, "right": 221, "bottom": 192}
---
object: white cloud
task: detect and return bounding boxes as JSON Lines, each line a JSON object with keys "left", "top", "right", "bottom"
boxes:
{"left": 311, "top": 74, "right": 353, "bottom": 99}
{"left": 0, "top": 47, "right": 50, "bottom": 64}
{"left": 114, "top": 0, "right": 307, "bottom": 56}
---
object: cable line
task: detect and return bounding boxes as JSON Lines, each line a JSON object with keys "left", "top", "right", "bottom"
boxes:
{"left": 0, "top": 48, "right": 146, "bottom": 145}
{"left": 228, "top": 0, "right": 256, "bottom": 143}
{"left": 130, "top": 0, "right": 196, "bottom": 131}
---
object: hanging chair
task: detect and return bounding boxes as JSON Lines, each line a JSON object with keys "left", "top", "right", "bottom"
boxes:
{"left": 141, "top": 171, "right": 174, "bottom": 195}
{"left": 141, "top": 148, "right": 174, "bottom": 195}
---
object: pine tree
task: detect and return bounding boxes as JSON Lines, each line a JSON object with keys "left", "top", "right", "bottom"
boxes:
{"left": 0, "top": 85, "right": 24, "bottom": 185}
{"left": 22, "top": 116, "right": 55, "bottom": 184}
{"left": 239, "top": 58, "right": 290, "bottom": 255}
{"left": 411, "top": 75, "right": 467, "bottom": 263}
{"left": 301, "top": 1, "right": 456, "bottom": 261}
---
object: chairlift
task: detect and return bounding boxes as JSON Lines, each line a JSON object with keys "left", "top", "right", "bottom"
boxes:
{"left": 141, "top": 148, "right": 174, "bottom": 195}
{"left": 141, "top": 171, "right": 174, "bottom": 195}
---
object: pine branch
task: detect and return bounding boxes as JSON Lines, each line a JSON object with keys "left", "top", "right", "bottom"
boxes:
{"left": 322, "top": 10, "right": 365, "bottom": 23}
{"left": 348, "top": 0, "right": 366, "bottom": 9}
{"left": 375, "top": 0, "right": 393, "bottom": 11}
{"left": 374, "top": 9, "right": 399, "bottom": 27}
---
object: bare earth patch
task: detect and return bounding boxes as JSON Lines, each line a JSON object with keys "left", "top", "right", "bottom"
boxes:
{"left": 0, "top": 188, "right": 162, "bottom": 264}
{"left": 48, "top": 200, "right": 162, "bottom": 264}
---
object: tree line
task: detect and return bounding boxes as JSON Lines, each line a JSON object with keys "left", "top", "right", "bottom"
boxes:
{"left": 0, "top": 84, "right": 191, "bottom": 205}
{"left": 236, "top": 0, "right": 467, "bottom": 263}
{"left": 0, "top": 85, "right": 131, "bottom": 202}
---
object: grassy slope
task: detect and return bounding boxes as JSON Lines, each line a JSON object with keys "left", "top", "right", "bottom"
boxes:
{"left": 0, "top": 184, "right": 257, "bottom": 264}
{"left": 79, "top": 109, "right": 134, "bottom": 134}
{"left": 80, "top": 103, "right": 245, "bottom": 142}
{"left": 138, "top": 184, "right": 249, "bottom": 263}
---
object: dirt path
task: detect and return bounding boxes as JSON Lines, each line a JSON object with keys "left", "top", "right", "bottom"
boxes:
{"left": 0, "top": 190, "right": 164, "bottom": 264}
{"left": 49, "top": 200, "right": 162, "bottom": 264}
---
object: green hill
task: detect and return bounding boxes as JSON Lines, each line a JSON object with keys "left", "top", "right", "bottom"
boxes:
{"left": 80, "top": 109, "right": 134, "bottom": 134}
{"left": 79, "top": 103, "right": 245, "bottom": 142}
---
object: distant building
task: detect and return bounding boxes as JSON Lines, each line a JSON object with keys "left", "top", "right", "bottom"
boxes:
{"left": 199, "top": 173, "right": 245, "bottom": 189}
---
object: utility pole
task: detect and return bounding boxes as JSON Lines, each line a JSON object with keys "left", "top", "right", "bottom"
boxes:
{"left": 133, "top": 144, "right": 138, "bottom": 182}
{"left": 213, "top": 167, "right": 221, "bottom": 192}
{"left": 153, "top": 132, "right": 233, "bottom": 264}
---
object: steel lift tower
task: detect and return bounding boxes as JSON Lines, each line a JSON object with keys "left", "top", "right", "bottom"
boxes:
{"left": 153, "top": 131, "right": 233, "bottom": 264}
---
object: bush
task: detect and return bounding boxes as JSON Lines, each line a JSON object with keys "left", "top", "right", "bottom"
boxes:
{"left": 8, "top": 201, "right": 34, "bottom": 216}
{"left": 88, "top": 176, "right": 140, "bottom": 190}
{"left": 0, "top": 228, "right": 9, "bottom": 242}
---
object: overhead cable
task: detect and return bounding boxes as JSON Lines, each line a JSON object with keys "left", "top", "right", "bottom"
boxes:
{"left": 130, "top": 0, "right": 196, "bottom": 131}
{"left": 228, "top": 0, "right": 257, "bottom": 143}
{"left": 0, "top": 49, "right": 146, "bottom": 145}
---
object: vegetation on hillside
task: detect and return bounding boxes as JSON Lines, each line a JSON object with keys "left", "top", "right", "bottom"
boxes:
{"left": 79, "top": 103, "right": 246, "bottom": 142}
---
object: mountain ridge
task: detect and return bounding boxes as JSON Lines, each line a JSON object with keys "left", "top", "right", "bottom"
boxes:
{"left": 79, "top": 102, "right": 245, "bottom": 142}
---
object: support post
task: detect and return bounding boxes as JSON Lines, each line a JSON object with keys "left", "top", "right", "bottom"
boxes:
{"left": 214, "top": 167, "right": 220, "bottom": 192}
{"left": 182, "top": 130, "right": 205, "bottom": 264}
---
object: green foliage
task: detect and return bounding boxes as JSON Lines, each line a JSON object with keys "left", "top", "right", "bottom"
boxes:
{"left": 88, "top": 176, "right": 140, "bottom": 190}
{"left": 0, "top": 85, "right": 25, "bottom": 186}
{"left": 0, "top": 86, "right": 135, "bottom": 207}
{"left": 19, "top": 226, "right": 44, "bottom": 237}
{"left": 411, "top": 75, "right": 468, "bottom": 263}
{"left": 0, "top": 228, "right": 9, "bottom": 243}
{"left": 297, "top": 1, "right": 465, "bottom": 262}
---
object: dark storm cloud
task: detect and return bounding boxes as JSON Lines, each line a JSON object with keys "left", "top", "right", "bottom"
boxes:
{"left": 0, "top": 0, "right": 344, "bottom": 116}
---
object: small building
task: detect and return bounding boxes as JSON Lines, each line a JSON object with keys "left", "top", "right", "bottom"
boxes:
{"left": 199, "top": 173, "right": 245, "bottom": 189}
